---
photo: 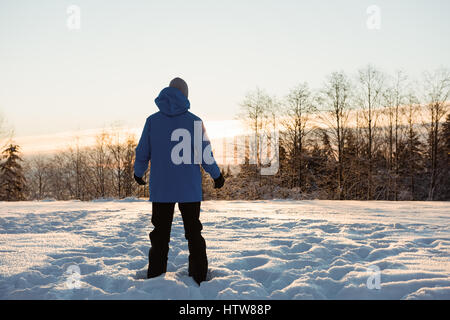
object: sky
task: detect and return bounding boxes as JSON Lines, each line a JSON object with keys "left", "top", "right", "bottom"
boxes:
{"left": 0, "top": 0, "right": 449, "bottom": 149}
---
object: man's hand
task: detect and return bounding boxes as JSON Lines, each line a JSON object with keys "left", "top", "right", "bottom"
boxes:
{"left": 134, "top": 174, "right": 147, "bottom": 185}
{"left": 214, "top": 173, "right": 225, "bottom": 189}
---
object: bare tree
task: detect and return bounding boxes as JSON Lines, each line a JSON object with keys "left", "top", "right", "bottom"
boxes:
{"left": 317, "top": 71, "right": 352, "bottom": 199}
{"left": 403, "top": 91, "right": 422, "bottom": 200}
{"left": 108, "top": 127, "right": 125, "bottom": 199}
{"left": 382, "top": 70, "right": 407, "bottom": 200}
{"left": 238, "top": 88, "right": 270, "bottom": 170}
{"left": 422, "top": 68, "right": 450, "bottom": 200}
{"left": 47, "top": 153, "right": 70, "bottom": 200}
{"left": 104, "top": 127, "right": 138, "bottom": 199}
{"left": 122, "top": 134, "right": 137, "bottom": 198}
{"left": 356, "top": 65, "right": 385, "bottom": 200}
{"left": 382, "top": 86, "right": 395, "bottom": 199}
{"left": 28, "top": 155, "right": 50, "bottom": 200}
{"left": 281, "top": 83, "right": 316, "bottom": 189}
{"left": 261, "top": 95, "right": 280, "bottom": 177}
{"left": 89, "top": 131, "right": 111, "bottom": 198}
{"left": 66, "top": 137, "right": 89, "bottom": 200}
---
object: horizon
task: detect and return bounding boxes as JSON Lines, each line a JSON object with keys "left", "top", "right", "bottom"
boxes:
{"left": 12, "top": 102, "right": 434, "bottom": 162}
{"left": 13, "top": 119, "right": 246, "bottom": 157}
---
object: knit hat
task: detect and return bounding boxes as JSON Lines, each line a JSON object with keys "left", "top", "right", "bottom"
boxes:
{"left": 169, "top": 77, "right": 189, "bottom": 98}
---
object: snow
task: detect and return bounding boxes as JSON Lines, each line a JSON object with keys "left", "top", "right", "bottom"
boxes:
{"left": 0, "top": 200, "right": 449, "bottom": 300}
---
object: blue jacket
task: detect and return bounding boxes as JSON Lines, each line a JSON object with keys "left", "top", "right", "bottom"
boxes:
{"left": 134, "top": 87, "right": 221, "bottom": 202}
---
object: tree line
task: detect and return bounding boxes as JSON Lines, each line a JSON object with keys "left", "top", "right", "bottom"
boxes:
{"left": 205, "top": 65, "right": 450, "bottom": 201}
{"left": 0, "top": 126, "right": 145, "bottom": 201}
{"left": 1, "top": 65, "right": 449, "bottom": 201}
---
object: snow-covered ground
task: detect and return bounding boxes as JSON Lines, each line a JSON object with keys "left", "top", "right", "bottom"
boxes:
{"left": 0, "top": 200, "right": 449, "bottom": 299}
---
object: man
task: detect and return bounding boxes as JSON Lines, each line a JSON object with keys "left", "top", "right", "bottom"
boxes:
{"left": 134, "top": 77, "right": 225, "bottom": 285}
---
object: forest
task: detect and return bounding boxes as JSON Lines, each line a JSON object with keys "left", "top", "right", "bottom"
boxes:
{"left": 1, "top": 65, "right": 449, "bottom": 201}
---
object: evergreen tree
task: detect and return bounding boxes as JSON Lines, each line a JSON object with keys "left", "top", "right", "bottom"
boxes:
{"left": 308, "top": 130, "right": 336, "bottom": 198}
{"left": 0, "top": 144, "right": 27, "bottom": 201}
{"left": 435, "top": 113, "right": 450, "bottom": 200}
{"left": 443, "top": 113, "right": 450, "bottom": 153}
{"left": 398, "top": 125, "right": 424, "bottom": 200}
{"left": 342, "top": 129, "right": 361, "bottom": 199}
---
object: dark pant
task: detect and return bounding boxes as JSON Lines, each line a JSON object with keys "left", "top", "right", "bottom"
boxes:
{"left": 147, "top": 202, "right": 208, "bottom": 284}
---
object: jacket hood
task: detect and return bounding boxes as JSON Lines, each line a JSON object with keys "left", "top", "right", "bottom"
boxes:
{"left": 154, "top": 87, "right": 190, "bottom": 116}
